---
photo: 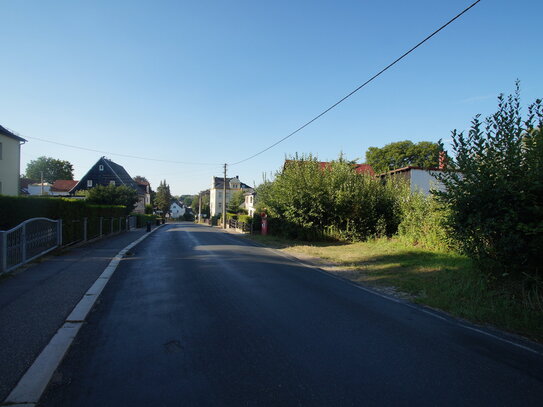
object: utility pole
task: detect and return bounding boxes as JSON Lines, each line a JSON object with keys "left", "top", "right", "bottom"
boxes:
{"left": 222, "top": 163, "right": 227, "bottom": 229}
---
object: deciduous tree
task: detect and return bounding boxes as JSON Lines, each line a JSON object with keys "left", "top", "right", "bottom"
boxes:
{"left": 25, "top": 156, "right": 74, "bottom": 183}
{"left": 365, "top": 141, "right": 442, "bottom": 174}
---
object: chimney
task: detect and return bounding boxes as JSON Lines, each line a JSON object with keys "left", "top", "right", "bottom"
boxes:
{"left": 438, "top": 151, "right": 447, "bottom": 170}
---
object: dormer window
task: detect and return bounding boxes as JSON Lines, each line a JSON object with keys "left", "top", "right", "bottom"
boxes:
{"left": 87, "top": 180, "right": 93, "bottom": 187}
{"left": 110, "top": 180, "right": 116, "bottom": 186}
{"left": 99, "top": 165, "right": 104, "bottom": 171}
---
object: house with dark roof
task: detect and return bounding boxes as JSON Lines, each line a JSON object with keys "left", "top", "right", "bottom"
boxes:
{"left": 70, "top": 157, "right": 149, "bottom": 213}
{"left": 0, "top": 124, "right": 27, "bottom": 196}
{"left": 209, "top": 175, "right": 253, "bottom": 216}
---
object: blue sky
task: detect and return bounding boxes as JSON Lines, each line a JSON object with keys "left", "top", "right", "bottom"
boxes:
{"left": 1, "top": 0, "right": 542, "bottom": 195}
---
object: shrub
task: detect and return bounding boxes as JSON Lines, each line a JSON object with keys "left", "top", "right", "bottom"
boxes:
{"left": 257, "top": 154, "right": 408, "bottom": 241}
{"left": 397, "top": 192, "right": 452, "bottom": 252}
{"left": 435, "top": 83, "right": 543, "bottom": 278}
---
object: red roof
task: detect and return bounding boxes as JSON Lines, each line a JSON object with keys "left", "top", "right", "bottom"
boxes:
{"left": 51, "top": 180, "right": 78, "bottom": 192}
{"left": 284, "top": 160, "right": 375, "bottom": 176}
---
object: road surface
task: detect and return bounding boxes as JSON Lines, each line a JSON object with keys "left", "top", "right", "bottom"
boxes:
{"left": 39, "top": 223, "right": 543, "bottom": 406}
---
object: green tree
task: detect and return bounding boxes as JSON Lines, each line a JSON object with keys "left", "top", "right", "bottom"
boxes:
{"left": 84, "top": 184, "right": 139, "bottom": 215}
{"left": 435, "top": 83, "right": 543, "bottom": 278}
{"left": 155, "top": 180, "right": 172, "bottom": 217}
{"left": 193, "top": 192, "right": 210, "bottom": 218}
{"left": 258, "top": 154, "right": 406, "bottom": 241}
{"left": 228, "top": 190, "right": 245, "bottom": 213}
{"left": 365, "top": 140, "right": 443, "bottom": 174}
{"left": 25, "top": 156, "right": 74, "bottom": 183}
{"left": 180, "top": 195, "right": 193, "bottom": 207}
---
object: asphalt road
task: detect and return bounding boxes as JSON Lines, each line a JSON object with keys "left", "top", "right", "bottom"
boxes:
{"left": 39, "top": 223, "right": 543, "bottom": 406}
{"left": 0, "top": 228, "right": 151, "bottom": 401}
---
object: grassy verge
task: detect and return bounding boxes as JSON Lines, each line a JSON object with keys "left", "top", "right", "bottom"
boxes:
{"left": 246, "top": 234, "right": 543, "bottom": 343}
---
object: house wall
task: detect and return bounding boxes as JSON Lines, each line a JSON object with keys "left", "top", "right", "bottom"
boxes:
{"left": 0, "top": 134, "right": 21, "bottom": 196}
{"left": 410, "top": 169, "right": 445, "bottom": 195}
{"left": 170, "top": 204, "right": 186, "bottom": 218}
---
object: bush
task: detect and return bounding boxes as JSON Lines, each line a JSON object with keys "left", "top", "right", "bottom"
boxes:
{"left": 257, "top": 154, "right": 407, "bottom": 241}
{"left": 397, "top": 192, "right": 452, "bottom": 252}
{"left": 0, "top": 196, "right": 127, "bottom": 244}
{"left": 132, "top": 213, "right": 157, "bottom": 228}
{"left": 435, "top": 84, "right": 543, "bottom": 278}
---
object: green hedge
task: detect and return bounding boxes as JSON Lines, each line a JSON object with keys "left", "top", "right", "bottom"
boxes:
{"left": 0, "top": 196, "right": 127, "bottom": 244}
{"left": 132, "top": 213, "right": 157, "bottom": 228}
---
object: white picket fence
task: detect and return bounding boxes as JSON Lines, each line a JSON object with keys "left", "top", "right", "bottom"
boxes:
{"left": 0, "top": 218, "right": 62, "bottom": 274}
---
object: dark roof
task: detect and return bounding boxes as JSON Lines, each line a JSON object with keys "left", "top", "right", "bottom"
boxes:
{"left": 103, "top": 158, "right": 138, "bottom": 188}
{"left": 212, "top": 176, "right": 252, "bottom": 190}
{"left": 70, "top": 157, "right": 139, "bottom": 193}
{"left": 0, "top": 124, "right": 27, "bottom": 142}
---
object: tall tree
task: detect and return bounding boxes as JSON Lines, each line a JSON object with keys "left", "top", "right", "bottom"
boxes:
{"left": 365, "top": 141, "right": 443, "bottom": 174}
{"left": 25, "top": 156, "right": 74, "bottom": 183}
{"left": 155, "top": 180, "right": 173, "bottom": 217}
{"left": 228, "top": 190, "right": 245, "bottom": 213}
{"left": 133, "top": 175, "right": 149, "bottom": 184}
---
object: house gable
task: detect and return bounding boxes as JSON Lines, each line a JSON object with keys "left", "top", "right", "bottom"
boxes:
{"left": 70, "top": 157, "right": 138, "bottom": 194}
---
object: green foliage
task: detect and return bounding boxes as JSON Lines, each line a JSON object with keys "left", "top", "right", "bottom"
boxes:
{"left": 365, "top": 140, "right": 443, "bottom": 174}
{"left": 0, "top": 196, "right": 126, "bottom": 243}
{"left": 193, "top": 192, "right": 210, "bottom": 217}
{"left": 155, "top": 180, "right": 172, "bottom": 217}
{"left": 132, "top": 213, "right": 157, "bottom": 228}
{"left": 144, "top": 204, "right": 153, "bottom": 214}
{"left": 258, "top": 154, "right": 408, "bottom": 241}
{"left": 25, "top": 156, "right": 74, "bottom": 183}
{"left": 180, "top": 195, "right": 194, "bottom": 207}
{"left": 435, "top": 83, "right": 543, "bottom": 278}
{"left": 397, "top": 192, "right": 452, "bottom": 252}
{"left": 228, "top": 190, "right": 245, "bottom": 213}
{"left": 83, "top": 184, "right": 139, "bottom": 216}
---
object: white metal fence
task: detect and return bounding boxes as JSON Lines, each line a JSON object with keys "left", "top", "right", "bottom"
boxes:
{"left": 0, "top": 218, "right": 62, "bottom": 274}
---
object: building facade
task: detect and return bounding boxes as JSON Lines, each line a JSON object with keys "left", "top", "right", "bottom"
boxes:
{"left": 0, "top": 125, "right": 26, "bottom": 196}
{"left": 209, "top": 176, "right": 253, "bottom": 216}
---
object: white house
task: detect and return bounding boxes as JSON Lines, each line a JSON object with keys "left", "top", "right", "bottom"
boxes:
{"left": 379, "top": 166, "right": 446, "bottom": 195}
{"left": 242, "top": 192, "right": 256, "bottom": 216}
{"left": 209, "top": 176, "right": 253, "bottom": 216}
{"left": 0, "top": 124, "right": 26, "bottom": 196}
{"left": 170, "top": 200, "right": 186, "bottom": 218}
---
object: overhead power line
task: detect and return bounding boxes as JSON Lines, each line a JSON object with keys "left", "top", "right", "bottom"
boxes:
{"left": 229, "top": 0, "right": 482, "bottom": 166}
{"left": 25, "top": 135, "right": 219, "bottom": 166}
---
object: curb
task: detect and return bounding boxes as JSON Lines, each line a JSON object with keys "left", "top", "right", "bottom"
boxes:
{"left": 2, "top": 225, "right": 166, "bottom": 406}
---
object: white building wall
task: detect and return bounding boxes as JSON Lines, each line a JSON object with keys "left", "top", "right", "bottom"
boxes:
{"left": 410, "top": 169, "right": 445, "bottom": 195}
{"left": 0, "top": 135, "right": 22, "bottom": 196}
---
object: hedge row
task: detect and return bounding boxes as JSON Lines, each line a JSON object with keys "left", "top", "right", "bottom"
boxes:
{"left": 0, "top": 196, "right": 128, "bottom": 244}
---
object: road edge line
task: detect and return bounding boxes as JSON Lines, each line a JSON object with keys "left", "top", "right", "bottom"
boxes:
{"left": 3, "top": 225, "right": 165, "bottom": 405}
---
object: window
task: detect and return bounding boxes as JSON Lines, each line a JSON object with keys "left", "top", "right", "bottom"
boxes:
{"left": 87, "top": 180, "right": 93, "bottom": 187}
{"left": 99, "top": 165, "right": 104, "bottom": 171}
{"left": 110, "top": 180, "right": 116, "bottom": 186}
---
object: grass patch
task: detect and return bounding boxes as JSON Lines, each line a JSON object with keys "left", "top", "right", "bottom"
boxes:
{"left": 247, "top": 234, "right": 543, "bottom": 343}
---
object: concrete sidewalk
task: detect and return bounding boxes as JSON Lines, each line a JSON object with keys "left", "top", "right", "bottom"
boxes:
{"left": 0, "top": 226, "right": 156, "bottom": 401}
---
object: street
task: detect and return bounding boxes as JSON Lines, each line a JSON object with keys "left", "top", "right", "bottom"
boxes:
{"left": 38, "top": 223, "right": 543, "bottom": 406}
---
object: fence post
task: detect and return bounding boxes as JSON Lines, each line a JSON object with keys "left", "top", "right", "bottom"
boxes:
{"left": 57, "top": 219, "right": 63, "bottom": 247}
{"left": 0, "top": 231, "right": 6, "bottom": 274}
{"left": 126, "top": 216, "right": 130, "bottom": 231}
{"left": 111, "top": 218, "right": 114, "bottom": 234}
{"left": 83, "top": 218, "right": 88, "bottom": 242}
{"left": 21, "top": 223, "right": 27, "bottom": 263}
{"left": 99, "top": 217, "right": 103, "bottom": 237}
{"left": 119, "top": 217, "right": 122, "bottom": 233}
